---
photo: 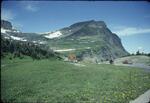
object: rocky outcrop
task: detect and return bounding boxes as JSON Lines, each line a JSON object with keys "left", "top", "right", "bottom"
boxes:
{"left": 1, "top": 20, "right": 12, "bottom": 30}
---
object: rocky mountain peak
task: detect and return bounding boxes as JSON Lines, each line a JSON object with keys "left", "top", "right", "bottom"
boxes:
{"left": 70, "top": 20, "right": 107, "bottom": 28}
{"left": 51, "top": 20, "right": 129, "bottom": 61}
{"left": 1, "top": 20, "right": 12, "bottom": 30}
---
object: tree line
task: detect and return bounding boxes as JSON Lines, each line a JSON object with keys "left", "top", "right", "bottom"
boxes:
{"left": 1, "top": 35, "right": 61, "bottom": 60}
{"left": 135, "top": 50, "right": 150, "bottom": 56}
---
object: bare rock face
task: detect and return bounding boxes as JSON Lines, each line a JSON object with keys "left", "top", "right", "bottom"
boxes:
{"left": 1, "top": 20, "right": 12, "bottom": 30}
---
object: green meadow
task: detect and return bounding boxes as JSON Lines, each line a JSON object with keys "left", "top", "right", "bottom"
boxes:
{"left": 1, "top": 56, "right": 150, "bottom": 103}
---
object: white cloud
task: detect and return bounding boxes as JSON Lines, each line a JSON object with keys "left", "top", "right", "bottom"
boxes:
{"left": 113, "top": 27, "right": 150, "bottom": 36}
{"left": 1, "top": 9, "right": 23, "bottom": 30}
{"left": 138, "top": 46, "right": 142, "bottom": 50}
{"left": 1, "top": 9, "right": 15, "bottom": 20}
{"left": 12, "top": 22, "right": 23, "bottom": 30}
{"left": 25, "top": 4, "right": 38, "bottom": 12}
{"left": 19, "top": 1, "right": 39, "bottom": 12}
{"left": 138, "top": 46, "right": 144, "bottom": 53}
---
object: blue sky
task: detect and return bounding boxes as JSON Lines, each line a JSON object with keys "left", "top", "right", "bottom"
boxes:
{"left": 1, "top": 1, "right": 150, "bottom": 53}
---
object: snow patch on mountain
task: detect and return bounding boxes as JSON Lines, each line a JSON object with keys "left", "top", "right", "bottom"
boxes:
{"left": 4, "top": 36, "right": 10, "bottom": 39}
{"left": 44, "top": 31, "right": 62, "bottom": 39}
{"left": 12, "top": 29, "right": 21, "bottom": 33}
{"left": 1, "top": 28, "right": 11, "bottom": 33}
{"left": 86, "top": 47, "right": 91, "bottom": 49}
{"left": 32, "top": 40, "right": 46, "bottom": 44}
{"left": 1, "top": 28, "right": 21, "bottom": 34}
{"left": 39, "top": 41, "right": 46, "bottom": 44}
{"left": 10, "top": 36, "right": 27, "bottom": 41}
{"left": 54, "top": 49, "right": 76, "bottom": 52}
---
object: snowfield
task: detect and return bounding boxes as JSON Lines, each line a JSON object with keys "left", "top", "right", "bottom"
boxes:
{"left": 32, "top": 41, "right": 46, "bottom": 44}
{"left": 1, "top": 28, "right": 26, "bottom": 41}
{"left": 1, "top": 28, "right": 20, "bottom": 33}
{"left": 10, "top": 36, "right": 27, "bottom": 41}
{"left": 54, "top": 49, "right": 76, "bottom": 52}
{"left": 1, "top": 28, "right": 21, "bottom": 34}
{"left": 12, "top": 29, "right": 20, "bottom": 33}
{"left": 1, "top": 28, "right": 11, "bottom": 33}
{"left": 44, "top": 31, "right": 62, "bottom": 39}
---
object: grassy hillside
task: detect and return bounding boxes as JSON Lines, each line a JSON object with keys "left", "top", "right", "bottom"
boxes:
{"left": 1, "top": 57, "right": 150, "bottom": 103}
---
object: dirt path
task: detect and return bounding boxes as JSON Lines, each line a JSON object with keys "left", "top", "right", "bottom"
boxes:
{"left": 130, "top": 90, "right": 150, "bottom": 103}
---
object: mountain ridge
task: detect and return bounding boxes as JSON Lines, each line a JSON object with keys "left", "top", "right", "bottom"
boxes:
{"left": 44, "top": 20, "right": 129, "bottom": 62}
{"left": 1, "top": 19, "right": 129, "bottom": 62}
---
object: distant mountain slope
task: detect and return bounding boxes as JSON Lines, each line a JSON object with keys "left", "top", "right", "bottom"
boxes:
{"left": 1, "top": 20, "right": 47, "bottom": 44}
{"left": 1, "top": 20, "right": 129, "bottom": 62}
{"left": 1, "top": 20, "right": 61, "bottom": 59}
{"left": 45, "top": 20, "right": 129, "bottom": 62}
{"left": 1, "top": 20, "right": 12, "bottom": 30}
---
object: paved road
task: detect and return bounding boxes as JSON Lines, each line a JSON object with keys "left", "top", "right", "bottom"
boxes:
{"left": 130, "top": 90, "right": 150, "bottom": 103}
{"left": 127, "top": 63, "right": 150, "bottom": 72}
{"left": 114, "top": 63, "right": 150, "bottom": 72}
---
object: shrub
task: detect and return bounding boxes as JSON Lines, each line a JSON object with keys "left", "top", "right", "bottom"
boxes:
{"left": 122, "top": 60, "right": 129, "bottom": 64}
{"left": 122, "top": 60, "right": 133, "bottom": 64}
{"left": 109, "top": 60, "right": 114, "bottom": 64}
